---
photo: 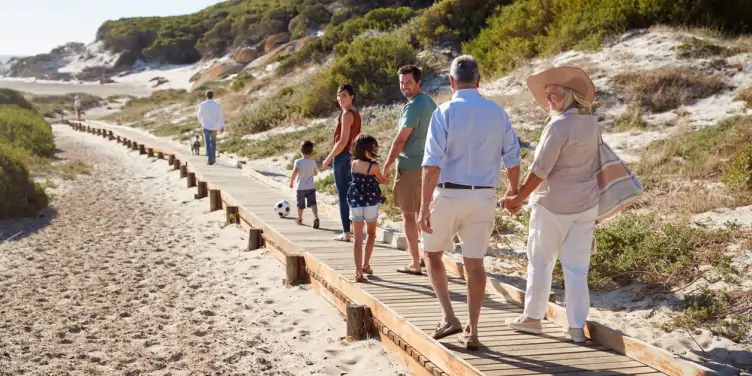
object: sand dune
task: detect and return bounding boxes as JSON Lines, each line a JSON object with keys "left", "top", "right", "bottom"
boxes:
{"left": 0, "top": 124, "right": 407, "bottom": 376}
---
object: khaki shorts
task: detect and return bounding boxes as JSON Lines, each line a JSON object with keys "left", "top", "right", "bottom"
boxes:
{"left": 393, "top": 168, "right": 422, "bottom": 213}
{"left": 421, "top": 187, "right": 496, "bottom": 259}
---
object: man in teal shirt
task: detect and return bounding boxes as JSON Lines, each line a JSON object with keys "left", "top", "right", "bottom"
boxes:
{"left": 384, "top": 64, "right": 437, "bottom": 276}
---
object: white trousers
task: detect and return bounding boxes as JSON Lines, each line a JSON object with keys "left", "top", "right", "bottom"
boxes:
{"left": 523, "top": 204, "right": 598, "bottom": 329}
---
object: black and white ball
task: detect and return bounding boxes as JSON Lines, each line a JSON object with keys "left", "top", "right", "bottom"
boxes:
{"left": 274, "top": 200, "right": 291, "bottom": 218}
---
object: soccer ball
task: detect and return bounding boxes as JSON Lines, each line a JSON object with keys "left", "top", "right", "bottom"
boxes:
{"left": 274, "top": 200, "right": 291, "bottom": 218}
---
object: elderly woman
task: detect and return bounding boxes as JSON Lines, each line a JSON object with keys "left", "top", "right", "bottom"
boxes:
{"left": 500, "top": 67, "right": 599, "bottom": 343}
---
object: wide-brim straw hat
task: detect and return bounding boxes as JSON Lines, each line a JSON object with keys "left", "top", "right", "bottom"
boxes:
{"left": 526, "top": 66, "right": 596, "bottom": 110}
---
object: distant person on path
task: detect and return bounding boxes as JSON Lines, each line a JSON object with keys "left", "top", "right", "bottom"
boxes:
{"left": 501, "top": 67, "right": 599, "bottom": 344}
{"left": 347, "top": 134, "right": 388, "bottom": 282}
{"left": 73, "top": 95, "right": 82, "bottom": 121}
{"left": 383, "top": 64, "right": 437, "bottom": 276}
{"left": 197, "top": 90, "right": 225, "bottom": 165}
{"left": 290, "top": 140, "right": 321, "bottom": 229}
{"left": 420, "top": 55, "right": 521, "bottom": 350}
{"left": 322, "top": 84, "right": 362, "bottom": 242}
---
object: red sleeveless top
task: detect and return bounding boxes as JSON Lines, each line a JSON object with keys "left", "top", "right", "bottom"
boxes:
{"left": 334, "top": 107, "right": 361, "bottom": 154}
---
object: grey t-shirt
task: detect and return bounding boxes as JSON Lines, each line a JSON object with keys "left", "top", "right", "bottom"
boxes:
{"left": 294, "top": 158, "right": 317, "bottom": 191}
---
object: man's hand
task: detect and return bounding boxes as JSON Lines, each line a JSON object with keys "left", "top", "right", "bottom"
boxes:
{"left": 418, "top": 205, "right": 432, "bottom": 233}
{"left": 383, "top": 163, "right": 392, "bottom": 181}
{"left": 322, "top": 157, "right": 332, "bottom": 169}
{"left": 289, "top": 181, "right": 294, "bottom": 188}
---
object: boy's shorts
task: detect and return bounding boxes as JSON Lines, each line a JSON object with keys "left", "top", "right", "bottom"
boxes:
{"left": 296, "top": 189, "right": 317, "bottom": 209}
{"left": 350, "top": 204, "right": 379, "bottom": 222}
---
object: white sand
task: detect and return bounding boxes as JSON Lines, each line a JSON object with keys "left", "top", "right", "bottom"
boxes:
{"left": 0, "top": 124, "right": 407, "bottom": 376}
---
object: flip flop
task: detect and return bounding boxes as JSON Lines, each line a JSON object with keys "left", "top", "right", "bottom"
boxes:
{"left": 396, "top": 265, "right": 423, "bottom": 276}
{"left": 362, "top": 265, "right": 373, "bottom": 275}
{"left": 296, "top": 218, "right": 303, "bottom": 225}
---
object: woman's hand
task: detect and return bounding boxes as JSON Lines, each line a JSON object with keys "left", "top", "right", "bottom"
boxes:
{"left": 322, "top": 156, "right": 332, "bottom": 169}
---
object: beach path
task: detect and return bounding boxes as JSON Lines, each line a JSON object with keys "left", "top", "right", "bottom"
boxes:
{"left": 65, "top": 120, "right": 698, "bottom": 376}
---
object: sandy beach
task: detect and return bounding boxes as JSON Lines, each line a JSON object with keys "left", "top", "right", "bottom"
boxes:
{"left": 0, "top": 78, "right": 152, "bottom": 98}
{"left": 0, "top": 124, "right": 407, "bottom": 376}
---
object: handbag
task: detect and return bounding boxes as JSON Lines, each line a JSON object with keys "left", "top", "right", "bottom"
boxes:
{"left": 596, "top": 130, "right": 643, "bottom": 222}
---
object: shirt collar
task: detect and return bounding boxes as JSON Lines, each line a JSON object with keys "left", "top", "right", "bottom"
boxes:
{"left": 452, "top": 88, "right": 481, "bottom": 99}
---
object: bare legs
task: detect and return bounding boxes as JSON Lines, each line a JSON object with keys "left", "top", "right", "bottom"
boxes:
{"left": 352, "top": 220, "right": 377, "bottom": 281}
{"left": 403, "top": 211, "right": 422, "bottom": 271}
{"left": 463, "top": 257, "right": 486, "bottom": 336}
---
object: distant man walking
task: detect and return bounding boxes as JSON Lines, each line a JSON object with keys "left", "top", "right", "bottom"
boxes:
{"left": 73, "top": 95, "right": 82, "bottom": 121}
{"left": 383, "top": 64, "right": 437, "bottom": 276}
{"left": 420, "top": 55, "right": 521, "bottom": 350}
{"left": 197, "top": 90, "right": 225, "bottom": 165}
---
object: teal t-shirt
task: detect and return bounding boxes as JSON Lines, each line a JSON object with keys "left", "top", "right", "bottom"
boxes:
{"left": 397, "top": 92, "right": 437, "bottom": 170}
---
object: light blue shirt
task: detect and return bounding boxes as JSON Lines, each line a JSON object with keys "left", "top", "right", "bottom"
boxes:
{"left": 422, "top": 88, "right": 521, "bottom": 187}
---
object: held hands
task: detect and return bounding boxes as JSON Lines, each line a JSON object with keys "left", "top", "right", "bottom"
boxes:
{"left": 498, "top": 190, "right": 523, "bottom": 215}
{"left": 382, "top": 163, "right": 392, "bottom": 181}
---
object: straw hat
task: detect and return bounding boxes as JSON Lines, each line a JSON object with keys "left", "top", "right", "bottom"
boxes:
{"left": 526, "top": 66, "right": 595, "bottom": 110}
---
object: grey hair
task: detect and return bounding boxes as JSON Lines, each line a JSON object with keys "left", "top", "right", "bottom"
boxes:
{"left": 450, "top": 55, "right": 480, "bottom": 85}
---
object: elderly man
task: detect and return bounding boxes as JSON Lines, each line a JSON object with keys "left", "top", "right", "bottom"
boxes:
{"left": 419, "top": 55, "right": 521, "bottom": 350}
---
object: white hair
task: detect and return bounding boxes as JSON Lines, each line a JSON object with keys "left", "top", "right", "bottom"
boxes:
{"left": 450, "top": 55, "right": 480, "bottom": 85}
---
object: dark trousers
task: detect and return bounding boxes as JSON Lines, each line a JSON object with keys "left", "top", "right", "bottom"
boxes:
{"left": 332, "top": 152, "right": 352, "bottom": 233}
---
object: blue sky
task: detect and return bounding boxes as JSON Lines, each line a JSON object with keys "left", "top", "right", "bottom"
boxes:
{"left": 0, "top": 0, "right": 224, "bottom": 56}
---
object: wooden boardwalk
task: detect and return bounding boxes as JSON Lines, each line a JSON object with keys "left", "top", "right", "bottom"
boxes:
{"left": 64, "top": 120, "right": 716, "bottom": 376}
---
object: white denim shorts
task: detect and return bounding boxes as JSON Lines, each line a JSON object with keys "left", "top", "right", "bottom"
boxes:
{"left": 349, "top": 204, "right": 380, "bottom": 222}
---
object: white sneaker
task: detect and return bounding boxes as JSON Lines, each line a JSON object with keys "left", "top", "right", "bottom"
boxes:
{"left": 568, "top": 327, "right": 586, "bottom": 343}
{"left": 505, "top": 317, "right": 543, "bottom": 334}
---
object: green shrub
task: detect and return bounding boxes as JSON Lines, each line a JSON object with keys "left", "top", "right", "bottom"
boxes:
{"left": 0, "top": 143, "right": 49, "bottom": 219}
{"left": 464, "top": 0, "right": 752, "bottom": 77}
{"left": 0, "top": 105, "right": 55, "bottom": 158}
{"left": 723, "top": 145, "right": 752, "bottom": 191}
{"left": 638, "top": 115, "right": 752, "bottom": 180}
{"left": 234, "top": 86, "right": 302, "bottom": 134}
{"left": 0, "top": 88, "right": 33, "bottom": 109}
{"left": 416, "top": 0, "right": 511, "bottom": 47}
{"left": 615, "top": 105, "right": 647, "bottom": 131}
{"left": 587, "top": 213, "right": 733, "bottom": 289}
{"left": 299, "top": 34, "right": 417, "bottom": 117}
{"left": 230, "top": 71, "right": 254, "bottom": 92}
{"left": 663, "top": 286, "right": 751, "bottom": 343}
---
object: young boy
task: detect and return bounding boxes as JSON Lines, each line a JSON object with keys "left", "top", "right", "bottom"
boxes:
{"left": 290, "top": 140, "right": 320, "bottom": 229}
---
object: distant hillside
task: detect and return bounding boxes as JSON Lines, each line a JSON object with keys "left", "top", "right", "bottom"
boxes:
{"left": 3, "top": 0, "right": 751, "bottom": 84}
{"left": 93, "top": 0, "right": 435, "bottom": 66}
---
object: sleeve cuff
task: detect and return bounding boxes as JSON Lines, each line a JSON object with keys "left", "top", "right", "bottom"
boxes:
{"left": 529, "top": 162, "right": 549, "bottom": 180}
{"left": 502, "top": 157, "right": 521, "bottom": 169}
{"left": 422, "top": 156, "right": 444, "bottom": 169}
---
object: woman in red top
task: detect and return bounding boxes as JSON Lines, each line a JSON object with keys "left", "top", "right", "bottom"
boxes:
{"left": 323, "top": 84, "right": 362, "bottom": 241}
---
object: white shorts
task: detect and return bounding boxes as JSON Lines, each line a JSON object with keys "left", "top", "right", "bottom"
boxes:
{"left": 421, "top": 187, "right": 496, "bottom": 259}
{"left": 350, "top": 204, "right": 379, "bottom": 222}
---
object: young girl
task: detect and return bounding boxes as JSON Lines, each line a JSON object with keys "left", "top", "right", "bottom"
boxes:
{"left": 347, "top": 134, "right": 388, "bottom": 282}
